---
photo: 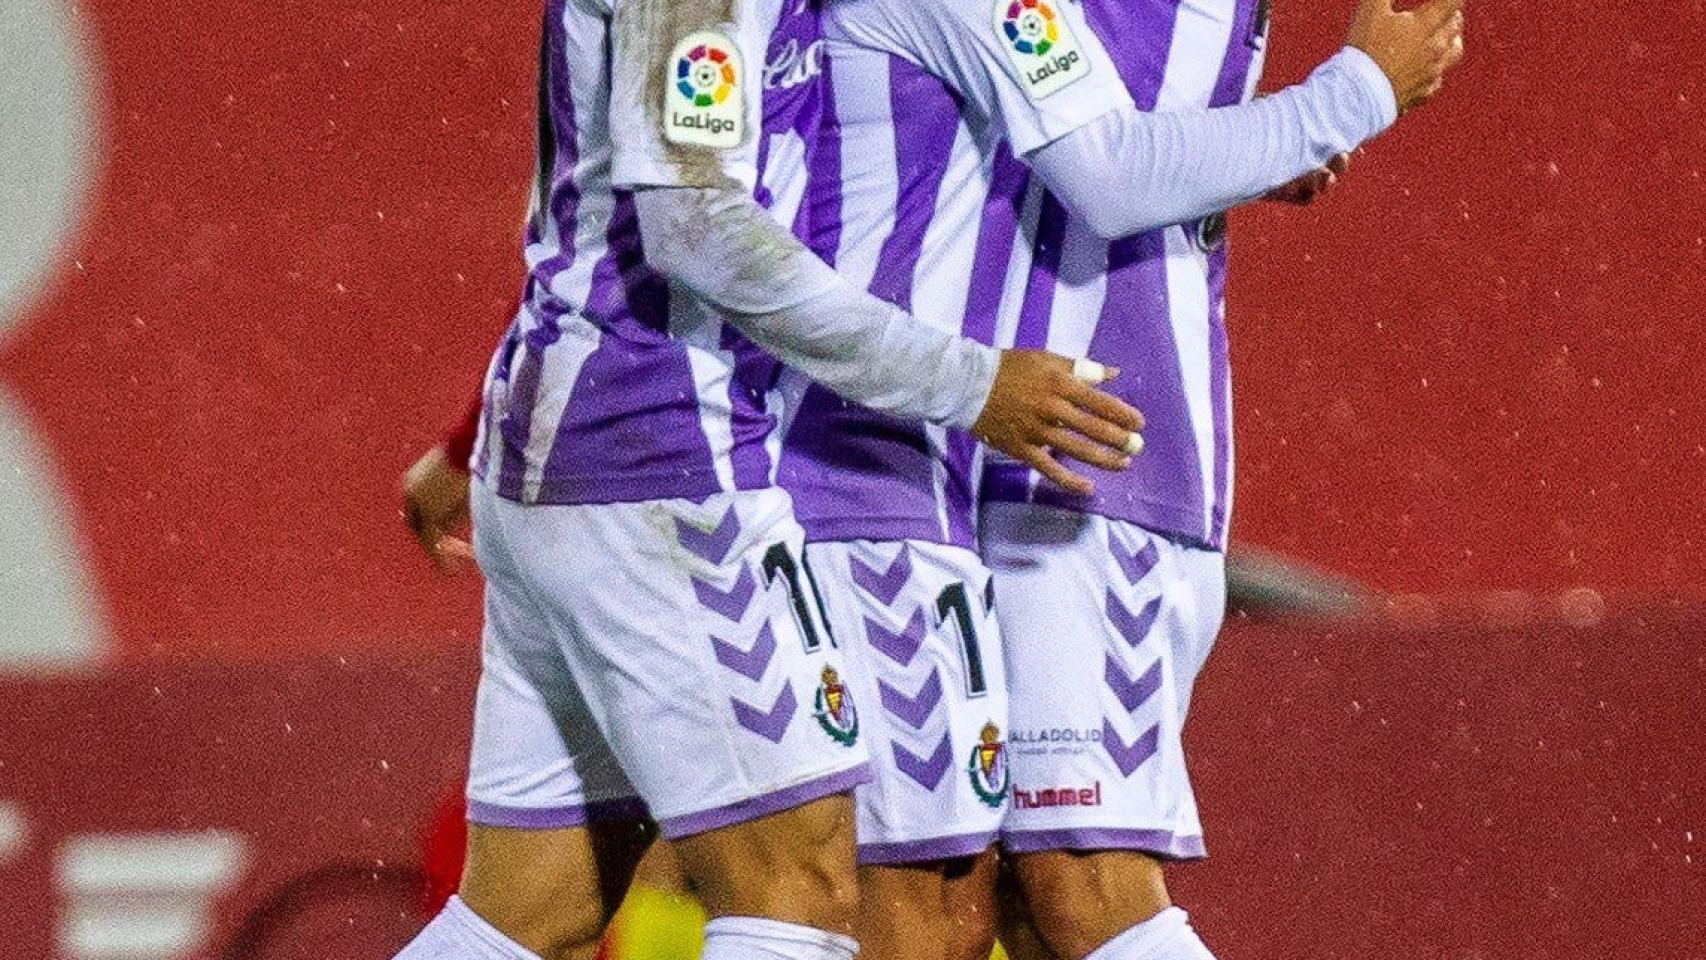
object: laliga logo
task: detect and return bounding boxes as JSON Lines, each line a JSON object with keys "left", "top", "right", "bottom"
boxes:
{"left": 1003, "top": 0, "right": 1062, "bottom": 56}
{"left": 674, "top": 42, "right": 738, "bottom": 136}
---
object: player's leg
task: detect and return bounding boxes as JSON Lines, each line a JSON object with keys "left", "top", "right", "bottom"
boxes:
{"left": 398, "top": 485, "right": 652, "bottom": 959}
{"left": 994, "top": 859, "right": 1059, "bottom": 960}
{"left": 518, "top": 487, "right": 871, "bottom": 959}
{"left": 984, "top": 503, "right": 1225, "bottom": 960}
{"left": 807, "top": 540, "right": 1012, "bottom": 960}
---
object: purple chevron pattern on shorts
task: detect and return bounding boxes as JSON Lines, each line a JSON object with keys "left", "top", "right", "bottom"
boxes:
{"left": 676, "top": 508, "right": 741, "bottom": 563}
{"left": 850, "top": 544, "right": 913, "bottom": 606}
{"left": 733, "top": 682, "right": 797, "bottom": 743}
{"left": 878, "top": 669, "right": 944, "bottom": 730}
{"left": 1104, "top": 656, "right": 1163, "bottom": 713}
{"left": 893, "top": 733, "right": 954, "bottom": 790}
{"left": 864, "top": 610, "right": 927, "bottom": 666}
{"left": 1109, "top": 532, "right": 1160, "bottom": 585}
{"left": 713, "top": 622, "right": 777, "bottom": 682}
{"left": 1106, "top": 592, "right": 1162, "bottom": 648}
{"left": 694, "top": 566, "right": 757, "bottom": 623}
{"left": 1102, "top": 717, "right": 1160, "bottom": 777}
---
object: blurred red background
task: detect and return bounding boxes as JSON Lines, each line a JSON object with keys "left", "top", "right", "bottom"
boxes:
{"left": 2, "top": 0, "right": 1701, "bottom": 661}
{"left": 0, "top": 0, "right": 1701, "bottom": 957}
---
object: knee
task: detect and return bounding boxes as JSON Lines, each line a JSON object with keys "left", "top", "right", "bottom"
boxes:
{"left": 457, "top": 826, "right": 623, "bottom": 960}
{"left": 676, "top": 795, "right": 860, "bottom": 934}
{"left": 1013, "top": 851, "right": 1170, "bottom": 959}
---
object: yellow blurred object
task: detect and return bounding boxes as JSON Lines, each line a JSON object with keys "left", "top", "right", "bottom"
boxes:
{"left": 606, "top": 884, "right": 707, "bottom": 960}
{"left": 604, "top": 882, "right": 1015, "bottom": 959}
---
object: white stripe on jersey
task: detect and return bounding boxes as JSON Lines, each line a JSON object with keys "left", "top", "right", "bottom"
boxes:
{"left": 763, "top": 129, "right": 811, "bottom": 231}
{"left": 684, "top": 339, "right": 741, "bottom": 493}
{"left": 1161, "top": 227, "right": 1217, "bottom": 537}
{"left": 1161, "top": 0, "right": 1242, "bottom": 111}
{"left": 1153, "top": 1, "right": 1237, "bottom": 536}
{"left": 926, "top": 422, "right": 953, "bottom": 542}
{"left": 912, "top": 122, "right": 985, "bottom": 336}
{"left": 828, "top": 48, "right": 897, "bottom": 290}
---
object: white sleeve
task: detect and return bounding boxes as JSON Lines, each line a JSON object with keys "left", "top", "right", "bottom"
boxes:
{"left": 826, "top": 0, "right": 1134, "bottom": 155}
{"left": 607, "top": 0, "right": 768, "bottom": 190}
{"left": 635, "top": 187, "right": 1000, "bottom": 430}
{"left": 1027, "top": 47, "right": 1399, "bottom": 239}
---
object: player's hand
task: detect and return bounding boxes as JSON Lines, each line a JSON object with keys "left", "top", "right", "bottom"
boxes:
{"left": 973, "top": 351, "right": 1145, "bottom": 497}
{"left": 402, "top": 444, "right": 474, "bottom": 572}
{"left": 1264, "top": 152, "right": 1352, "bottom": 205}
{"left": 1345, "top": 0, "right": 1466, "bottom": 114}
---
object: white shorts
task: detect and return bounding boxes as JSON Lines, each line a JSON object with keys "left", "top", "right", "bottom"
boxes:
{"left": 806, "top": 540, "right": 1010, "bottom": 865}
{"left": 466, "top": 482, "right": 870, "bottom": 840}
{"left": 981, "top": 502, "right": 1225, "bottom": 859}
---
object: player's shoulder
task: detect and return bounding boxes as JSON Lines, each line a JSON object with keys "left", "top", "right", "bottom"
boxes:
{"left": 826, "top": 0, "right": 994, "bottom": 45}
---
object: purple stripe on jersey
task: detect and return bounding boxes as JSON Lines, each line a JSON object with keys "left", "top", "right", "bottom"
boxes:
{"left": 1000, "top": 827, "right": 1206, "bottom": 860}
{"left": 782, "top": 388, "right": 945, "bottom": 545}
{"left": 1012, "top": 193, "right": 1068, "bottom": 350}
{"left": 944, "top": 429, "right": 980, "bottom": 547}
{"left": 961, "top": 146, "right": 1030, "bottom": 347}
{"left": 800, "top": 51, "right": 844, "bottom": 264}
{"left": 529, "top": 0, "right": 584, "bottom": 286}
{"left": 494, "top": 306, "right": 567, "bottom": 501}
{"left": 867, "top": 57, "right": 961, "bottom": 310}
{"left": 725, "top": 328, "right": 781, "bottom": 491}
{"left": 465, "top": 796, "right": 648, "bottom": 830}
{"left": 858, "top": 831, "right": 999, "bottom": 866}
{"left": 1206, "top": 246, "right": 1232, "bottom": 548}
{"left": 1081, "top": 0, "right": 1181, "bottom": 109}
{"left": 473, "top": 325, "right": 520, "bottom": 482}
{"left": 1209, "top": 0, "right": 1262, "bottom": 108}
{"left": 534, "top": 328, "right": 724, "bottom": 504}
{"left": 656, "top": 763, "right": 872, "bottom": 840}
{"left": 1082, "top": 232, "right": 1208, "bottom": 532}
{"left": 580, "top": 193, "right": 670, "bottom": 335}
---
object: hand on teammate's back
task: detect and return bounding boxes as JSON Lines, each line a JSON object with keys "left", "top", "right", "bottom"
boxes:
{"left": 402, "top": 444, "right": 474, "bottom": 572}
{"left": 974, "top": 351, "right": 1146, "bottom": 497}
{"left": 1265, "top": 152, "right": 1352, "bottom": 206}
{"left": 1346, "top": 0, "right": 1467, "bottom": 114}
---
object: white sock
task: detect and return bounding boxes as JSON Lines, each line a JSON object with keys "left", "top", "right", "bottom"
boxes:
{"left": 394, "top": 896, "right": 541, "bottom": 959}
{"left": 1084, "top": 907, "right": 1216, "bottom": 960}
{"left": 701, "top": 916, "right": 859, "bottom": 960}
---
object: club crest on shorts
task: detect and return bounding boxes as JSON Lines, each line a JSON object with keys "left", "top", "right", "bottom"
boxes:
{"left": 665, "top": 31, "right": 744, "bottom": 149}
{"left": 813, "top": 666, "right": 860, "bottom": 746}
{"left": 996, "top": 0, "right": 1089, "bottom": 101}
{"left": 968, "top": 722, "right": 1011, "bottom": 807}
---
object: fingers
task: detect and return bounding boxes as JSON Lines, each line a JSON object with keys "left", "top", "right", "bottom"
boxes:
{"left": 1442, "top": 30, "right": 1465, "bottom": 69}
{"left": 1064, "top": 376, "right": 1145, "bottom": 434}
{"left": 1356, "top": 0, "right": 1395, "bottom": 16}
{"left": 1024, "top": 447, "right": 1094, "bottom": 497}
{"left": 1043, "top": 427, "right": 1131, "bottom": 473}
{"left": 1051, "top": 396, "right": 1139, "bottom": 453}
{"left": 1418, "top": 0, "right": 1465, "bottom": 33}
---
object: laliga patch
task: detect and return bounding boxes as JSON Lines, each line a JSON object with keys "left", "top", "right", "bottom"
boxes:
{"left": 996, "top": 0, "right": 1089, "bottom": 100}
{"left": 664, "top": 31, "right": 744, "bottom": 149}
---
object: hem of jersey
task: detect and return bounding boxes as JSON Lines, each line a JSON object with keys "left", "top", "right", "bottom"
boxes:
{"left": 980, "top": 465, "right": 1223, "bottom": 552}
{"left": 1000, "top": 826, "right": 1206, "bottom": 860}
{"left": 655, "top": 763, "right": 872, "bottom": 840}
{"left": 465, "top": 796, "right": 650, "bottom": 831}
{"left": 798, "top": 514, "right": 966, "bottom": 549}
{"left": 856, "top": 830, "right": 1000, "bottom": 866}
{"left": 478, "top": 468, "right": 772, "bottom": 507}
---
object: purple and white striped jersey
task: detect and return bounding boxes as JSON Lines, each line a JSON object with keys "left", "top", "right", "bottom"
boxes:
{"left": 982, "top": 0, "right": 1271, "bottom": 550}
{"left": 473, "top": 0, "right": 834, "bottom": 505}
{"left": 779, "top": 0, "right": 1138, "bottom": 549}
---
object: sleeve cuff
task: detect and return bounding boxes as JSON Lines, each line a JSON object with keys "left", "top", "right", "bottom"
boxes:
{"left": 944, "top": 343, "right": 1000, "bottom": 432}
{"left": 1333, "top": 46, "right": 1400, "bottom": 131}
